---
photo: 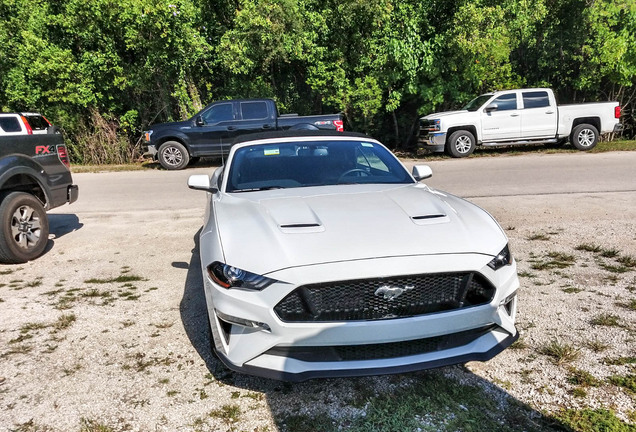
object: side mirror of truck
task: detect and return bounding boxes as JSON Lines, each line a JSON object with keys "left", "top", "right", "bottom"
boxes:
{"left": 195, "top": 116, "right": 204, "bottom": 127}
{"left": 485, "top": 103, "right": 498, "bottom": 113}
{"left": 412, "top": 165, "right": 433, "bottom": 181}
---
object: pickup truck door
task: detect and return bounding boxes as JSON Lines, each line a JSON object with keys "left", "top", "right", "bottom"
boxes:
{"left": 520, "top": 90, "right": 557, "bottom": 138}
{"left": 189, "top": 101, "right": 238, "bottom": 156}
{"left": 480, "top": 92, "right": 521, "bottom": 141}
{"left": 236, "top": 100, "right": 277, "bottom": 133}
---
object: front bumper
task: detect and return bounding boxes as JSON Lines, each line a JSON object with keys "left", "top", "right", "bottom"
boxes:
{"left": 143, "top": 143, "right": 158, "bottom": 159}
{"left": 203, "top": 253, "right": 519, "bottom": 381}
{"left": 418, "top": 132, "right": 446, "bottom": 152}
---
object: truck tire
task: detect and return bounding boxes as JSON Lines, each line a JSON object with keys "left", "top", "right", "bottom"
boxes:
{"left": 446, "top": 130, "right": 476, "bottom": 158}
{"left": 158, "top": 141, "right": 190, "bottom": 170}
{"left": 0, "top": 192, "right": 50, "bottom": 264}
{"left": 571, "top": 124, "right": 599, "bottom": 151}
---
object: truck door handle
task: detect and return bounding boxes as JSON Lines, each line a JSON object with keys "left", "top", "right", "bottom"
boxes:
{"left": 546, "top": 110, "right": 555, "bottom": 114}
{"left": 262, "top": 124, "right": 272, "bottom": 129}
{"left": 510, "top": 113, "right": 520, "bottom": 117}
{"left": 227, "top": 126, "right": 237, "bottom": 131}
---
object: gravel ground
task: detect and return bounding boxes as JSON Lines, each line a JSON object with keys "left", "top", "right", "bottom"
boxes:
{"left": 0, "top": 166, "right": 634, "bottom": 431}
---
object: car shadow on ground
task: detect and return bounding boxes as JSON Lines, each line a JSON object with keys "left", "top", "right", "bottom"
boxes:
{"left": 42, "top": 213, "right": 83, "bottom": 257}
{"left": 179, "top": 233, "right": 567, "bottom": 431}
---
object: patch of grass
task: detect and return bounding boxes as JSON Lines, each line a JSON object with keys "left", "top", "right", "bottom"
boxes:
{"left": 20, "top": 322, "right": 48, "bottom": 333}
{"left": 590, "top": 313, "right": 622, "bottom": 327}
{"left": 603, "top": 356, "right": 636, "bottom": 366}
{"left": 1, "top": 344, "right": 34, "bottom": 358}
{"left": 599, "top": 262, "right": 631, "bottom": 273}
{"left": 585, "top": 338, "right": 610, "bottom": 353}
{"left": 601, "top": 248, "right": 620, "bottom": 258}
{"left": 209, "top": 404, "right": 241, "bottom": 424}
{"left": 85, "top": 274, "right": 145, "bottom": 284}
{"left": 0, "top": 269, "right": 14, "bottom": 275}
{"left": 531, "top": 252, "right": 576, "bottom": 270}
{"left": 576, "top": 243, "right": 602, "bottom": 253}
{"left": 281, "top": 413, "right": 335, "bottom": 432}
{"left": 510, "top": 338, "right": 529, "bottom": 350}
{"left": 121, "top": 320, "right": 135, "bottom": 328}
{"left": 53, "top": 313, "right": 76, "bottom": 331}
{"left": 80, "top": 418, "right": 115, "bottom": 432}
{"left": 152, "top": 321, "right": 173, "bottom": 329}
{"left": 617, "top": 254, "right": 636, "bottom": 268}
{"left": 527, "top": 233, "right": 551, "bottom": 241}
{"left": 555, "top": 408, "right": 633, "bottom": 432}
{"left": 567, "top": 367, "right": 600, "bottom": 387}
{"left": 608, "top": 374, "right": 636, "bottom": 394}
{"left": 570, "top": 387, "right": 587, "bottom": 398}
{"left": 562, "top": 287, "right": 583, "bottom": 294}
{"left": 617, "top": 298, "right": 636, "bottom": 311}
{"left": 539, "top": 339, "right": 581, "bottom": 365}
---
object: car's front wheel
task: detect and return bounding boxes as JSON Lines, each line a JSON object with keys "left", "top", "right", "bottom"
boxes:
{"left": 0, "top": 192, "right": 50, "bottom": 264}
{"left": 446, "top": 130, "right": 476, "bottom": 158}
{"left": 571, "top": 124, "right": 599, "bottom": 151}
{"left": 158, "top": 141, "right": 190, "bottom": 170}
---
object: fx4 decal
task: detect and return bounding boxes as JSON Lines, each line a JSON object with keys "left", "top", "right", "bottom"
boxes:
{"left": 35, "top": 145, "right": 55, "bottom": 155}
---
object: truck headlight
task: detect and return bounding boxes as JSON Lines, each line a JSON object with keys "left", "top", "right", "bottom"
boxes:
{"left": 144, "top": 130, "right": 153, "bottom": 142}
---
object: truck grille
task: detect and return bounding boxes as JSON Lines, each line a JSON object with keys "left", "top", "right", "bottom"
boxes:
{"left": 274, "top": 272, "right": 495, "bottom": 322}
{"left": 419, "top": 119, "right": 437, "bottom": 133}
{"left": 265, "top": 325, "right": 497, "bottom": 362}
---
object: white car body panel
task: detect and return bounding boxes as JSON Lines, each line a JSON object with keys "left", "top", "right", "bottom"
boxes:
{"left": 192, "top": 132, "right": 519, "bottom": 381}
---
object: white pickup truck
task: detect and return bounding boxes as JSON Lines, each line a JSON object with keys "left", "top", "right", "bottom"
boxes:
{"left": 419, "top": 88, "right": 622, "bottom": 157}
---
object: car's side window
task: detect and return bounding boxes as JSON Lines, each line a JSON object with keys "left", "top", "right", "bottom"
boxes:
{"left": 522, "top": 91, "right": 550, "bottom": 109}
{"left": 240, "top": 102, "right": 269, "bottom": 120}
{"left": 0, "top": 117, "right": 22, "bottom": 133}
{"left": 491, "top": 93, "right": 518, "bottom": 111}
{"left": 202, "top": 103, "right": 234, "bottom": 124}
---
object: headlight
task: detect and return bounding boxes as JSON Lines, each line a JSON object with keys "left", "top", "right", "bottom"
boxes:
{"left": 207, "top": 262, "right": 277, "bottom": 290}
{"left": 488, "top": 245, "right": 512, "bottom": 270}
{"left": 433, "top": 119, "right": 440, "bottom": 131}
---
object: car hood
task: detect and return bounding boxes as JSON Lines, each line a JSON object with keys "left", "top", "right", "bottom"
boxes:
{"left": 212, "top": 184, "right": 506, "bottom": 275}
{"left": 421, "top": 110, "right": 469, "bottom": 120}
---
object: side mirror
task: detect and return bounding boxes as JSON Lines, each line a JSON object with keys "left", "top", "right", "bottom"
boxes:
{"left": 195, "top": 116, "right": 204, "bottom": 127}
{"left": 188, "top": 175, "right": 218, "bottom": 193}
{"left": 485, "top": 103, "right": 498, "bottom": 113}
{"left": 412, "top": 165, "right": 433, "bottom": 181}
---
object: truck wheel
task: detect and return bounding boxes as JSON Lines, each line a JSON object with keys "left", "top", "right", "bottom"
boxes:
{"left": 571, "top": 124, "right": 599, "bottom": 151}
{"left": 0, "top": 192, "right": 50, "bottom": 264}
{"left": 446, "top": 130, "right": 476, "bottom": 158}
{"left": 158, "top": 141, "right": 190, "bottom": 170}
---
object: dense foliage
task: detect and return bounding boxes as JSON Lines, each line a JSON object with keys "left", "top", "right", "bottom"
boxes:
{"left": 1, "top": 0, "right": 634, "bottom": 163}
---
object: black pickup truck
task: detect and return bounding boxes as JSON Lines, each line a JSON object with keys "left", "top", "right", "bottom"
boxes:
{"left": 0, "top": 134, "right": 78, "bottom": 263}
{"left": 143, "top": 98, "right": 344, "bottom": 170}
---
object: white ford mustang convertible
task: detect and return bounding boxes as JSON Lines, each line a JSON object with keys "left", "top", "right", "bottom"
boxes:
{"left": 188, "top": 131, "right": 519, "bottom": 381}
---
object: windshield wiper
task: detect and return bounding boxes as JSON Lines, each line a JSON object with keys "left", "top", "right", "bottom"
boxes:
{"left": 233, "top": 186, "right": 285, "bottom": 193}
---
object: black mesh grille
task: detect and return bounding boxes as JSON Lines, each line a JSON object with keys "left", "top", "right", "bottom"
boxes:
{"left": 274, "top": 272, "right": 495, "bottom": 322}
{"left": 266, "top": 325, "right": 496, "bottom": 362}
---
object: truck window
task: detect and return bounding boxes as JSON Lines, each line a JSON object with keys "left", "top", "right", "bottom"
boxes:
{"left": 0, "top": 117, "right": 22, "bottom": 133}
{"left": 522, "top": 91, "right": 550, "bottom": 109}
{"left": 202, "top": 103, "right": 234, "bottom": 124}
{"left": 491, "top": 94, "right": 518, "bottom": 111}
{"left": 240, "top": 101, "right": 269, "bottom": 120}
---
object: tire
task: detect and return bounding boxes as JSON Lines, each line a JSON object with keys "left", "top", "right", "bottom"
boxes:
{"left": 158, "top": 141, "right": 190, "bottom": 170}
{"left": 0, "top": 192, "right": 50, "bottom": 264}
{"left": 571, "top": 124, "right": 599, "bottom": 151}
{"left": 446, "top": 130, "right": 476, "bottom": 158}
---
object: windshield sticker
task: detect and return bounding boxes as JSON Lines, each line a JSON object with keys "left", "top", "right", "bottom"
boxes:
{"left": 361, "top": 142, "right": 374, "bottom": 148}
{"left": 264, "top": 147, "right": 280, "bottom": 156}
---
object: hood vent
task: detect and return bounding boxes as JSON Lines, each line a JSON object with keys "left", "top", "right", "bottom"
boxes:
{"left": 279, "top": 223, "right": 325, "bottom": 234}
{"left": 411, "top": 213, "right": 450, "bottom": 226}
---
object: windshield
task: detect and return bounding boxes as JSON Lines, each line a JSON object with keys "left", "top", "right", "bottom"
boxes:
{"left": 462, "top": 95, "right": 493, "bottom": 111}
{"left": 226, "top": 139, "right": 414, "bottom": 192}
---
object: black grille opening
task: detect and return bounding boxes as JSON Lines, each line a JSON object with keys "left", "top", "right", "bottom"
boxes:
{"left": 274, "top": 272, "right": 495, "bottom": 322}
{"left": 266, "top": 325, "right": 497, "bottom": 362}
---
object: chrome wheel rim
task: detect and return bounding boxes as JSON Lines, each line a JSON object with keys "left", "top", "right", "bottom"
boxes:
{"left": 577, "top": 129, "right": 596, "bottom": 147}
{"left": 455, "top": 135, "right": 472, "bottom": 153}
{"left": 11, "top": 205, "right": 41, "bottom": 250}
{"left": 162, "top": 146, "right": 183, "bottom": 167}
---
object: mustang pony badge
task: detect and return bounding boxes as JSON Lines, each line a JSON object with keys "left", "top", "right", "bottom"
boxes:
{"left": 374, "top": 285, "right": 415, "bottom": 301}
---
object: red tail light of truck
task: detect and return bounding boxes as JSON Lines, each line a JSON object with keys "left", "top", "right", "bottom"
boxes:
{"left": 57, "top": 145, "right": 71, "bottom": 169}
{"left": 20, "top": 116, "right": 33, "bottom": 134}
{"left": 333, "top": 120, "right": 344, "bottom": 132}
{"left": 615, "top": 106, "right": 621, "bottom": 119}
